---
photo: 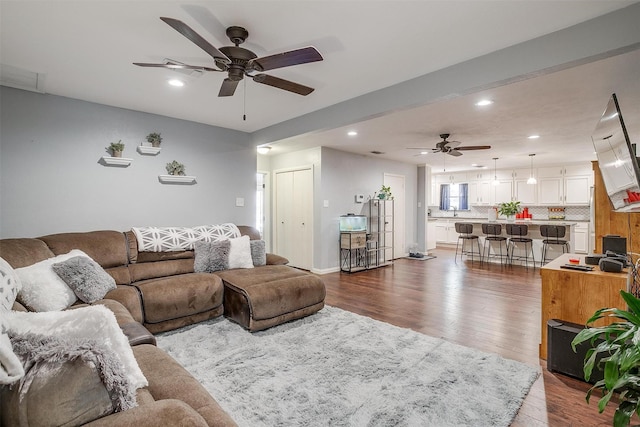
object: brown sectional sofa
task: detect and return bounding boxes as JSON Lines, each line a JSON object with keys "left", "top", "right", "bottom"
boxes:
{"left": 0, "top": 225, "right": 326, "bottom": 426}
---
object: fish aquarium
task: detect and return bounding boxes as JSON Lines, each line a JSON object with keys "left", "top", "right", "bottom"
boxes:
{"left": 339, "top": 214, "right": 367, "bottom": 232}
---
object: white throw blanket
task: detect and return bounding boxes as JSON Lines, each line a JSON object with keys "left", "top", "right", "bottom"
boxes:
{"left": 132, "top": 223, "right": 241, "bottom": 252}
{"left": 2, "top": 305, "right": 147, "bottom": 389}
{"left": 0, "top": 328, "right": 24, "bottom": 384}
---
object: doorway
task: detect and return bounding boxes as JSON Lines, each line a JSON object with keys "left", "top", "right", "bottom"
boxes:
{"left": 274, "top": 166, "right": 313, "bottom": 270}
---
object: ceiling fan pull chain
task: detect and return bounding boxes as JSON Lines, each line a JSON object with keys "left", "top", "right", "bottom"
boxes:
{"left": 243, "top": 78, "right": 247, "bottom": 121}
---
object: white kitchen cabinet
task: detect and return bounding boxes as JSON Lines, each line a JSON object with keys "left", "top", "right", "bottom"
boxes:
{"left": 514, "top": 179, "right": 537, "bottom": 205}
{"left": 435, "top": 172, "right": 468, "bottom": 184}
{"left": 468, "top": 181, "right": 491, "bottom": 205}
{"left": 536, "top": 165, "right": 592, "bottom": 205}
{"left": 426, "top": 221, "right": 437, "bottom": 250}
{"left": 434, "top": 220, "right": 458, "bottom": 244}
{"left": 573, "top": 222, "right": 590, "bottom": 254}
{"left": 492, "top": 180, "right": 513, "bottom": 205}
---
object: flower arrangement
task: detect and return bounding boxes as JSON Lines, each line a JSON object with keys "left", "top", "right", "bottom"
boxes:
{"left": 166, "top": 160, "right": 185, "bottom": 176}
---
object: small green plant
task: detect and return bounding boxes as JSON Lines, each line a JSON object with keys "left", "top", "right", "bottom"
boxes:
{"left": 376, "top": 185, "right": 392, "bottom": 200}
{"left": 166, "top": 160, "right": 185, "bottom": 176}
{"left": 146, "top": 132, "right": 162, "bottom": 147}
{"left": 498, "top": 201, "right": 520, "bottom": 217}
{"left": 106, "top": 140, "right": 125, "bottom": 155}
{"left": 572, "top": 290, "right": 640, "bottom": 427}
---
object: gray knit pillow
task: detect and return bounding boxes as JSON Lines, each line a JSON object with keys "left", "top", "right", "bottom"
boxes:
{"left": 52, "top": 256, "right": 116, "bottom": 303}
{"left": 194, "top": 240, "right": 230, "bottom": 273}
{"left": 250, "top": 240, "right": 267, "bottom": 266}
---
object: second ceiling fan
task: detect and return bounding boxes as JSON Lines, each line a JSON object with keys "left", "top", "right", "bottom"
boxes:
{"left": 134, "top": 17, "right": 323, "bottom": 97}
{"left": 409, "top": 133, "right": 491, "bottom": 156}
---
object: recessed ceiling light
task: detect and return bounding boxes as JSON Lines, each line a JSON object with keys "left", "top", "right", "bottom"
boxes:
{"left": 471, "top": 163, "right": 478, "bottom": 166}
{"left": 528, "top": 135, "right": 540, "bottom": 139}
{"left": 420, "top": 151, "right": 429, "bottom": 155}
{"left": 475, "top": 99, "right": 493, "bottom": 106}
{"left": 347, "top": 131, "right": 358, "bottom": 136}
{"left": 168, "top": 79, "right": 185, "bottom": 87}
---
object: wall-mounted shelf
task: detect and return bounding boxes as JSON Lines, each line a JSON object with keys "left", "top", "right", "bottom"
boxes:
{"left": 137, "top": 145, "right": 161, "bottom": 155}
{"left": 158, "top": 174, "right": 196, "bottom": 184}
{"left": 100, "top": 156, "right": 132, "bottom": 167}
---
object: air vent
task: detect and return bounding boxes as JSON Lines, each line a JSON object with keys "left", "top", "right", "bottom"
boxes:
{"left": 370, "top": 151, "right": 384, "bottom": 155}
{"left": 0, "top": 64, "right": 46, "bottom": 93}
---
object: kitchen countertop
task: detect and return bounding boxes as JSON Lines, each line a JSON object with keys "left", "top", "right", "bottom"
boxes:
{"left": 427, "top": 217, "right": 584, "bottom": 226}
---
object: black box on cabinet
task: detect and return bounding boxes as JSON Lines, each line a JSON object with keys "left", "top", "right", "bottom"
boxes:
{"left": 547, "top": 319, "right": 604, "bottom": 384}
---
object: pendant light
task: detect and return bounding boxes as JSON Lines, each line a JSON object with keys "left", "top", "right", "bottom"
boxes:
{"left": 492, "top": 157, "right": 499, "bottom": 186}
{"left": 527, "top": 154, "right": 537, "bottom": 184}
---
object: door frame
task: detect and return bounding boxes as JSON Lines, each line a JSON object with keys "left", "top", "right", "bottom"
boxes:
{"left": 384, "top": 173, "right": 406, "bottom": 259}
{"left": 273, "top": 165, "right": 314, "bottom": 270}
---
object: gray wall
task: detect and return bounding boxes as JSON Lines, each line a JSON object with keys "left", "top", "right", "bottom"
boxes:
{"left": 0, "top": 87, "right": 256, "bottom": 238}
{"left": 267, "top": 146, "right": 416, "bottom": 272}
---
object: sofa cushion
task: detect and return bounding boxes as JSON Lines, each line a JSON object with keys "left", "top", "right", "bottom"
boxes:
{"left": 39, "top": 230, "right": 128, "bottom": 269}
{"left": 0, "top": 238, "right": 55, "bottom": 268}
{"left": 216, "top": 265, "right": 326, "bottom": 321}
{"left": 136, "top": 273, "right": 224, "bottom": 324}
{"left": 194, "top": 240, "right": 230, "bottom": 273}
{"left": 53, "top": 255, "right": 117, "bottom": 303}
{"left": 0, "top": 257, "right": 21, "bottom": 312}
{"left": 15, "top": 250, "right": 85, "bottom": 311}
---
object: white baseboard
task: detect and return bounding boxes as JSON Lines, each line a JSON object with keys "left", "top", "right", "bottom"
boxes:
{"left": 311, "top": 266, "right": 341, "bottom": 275}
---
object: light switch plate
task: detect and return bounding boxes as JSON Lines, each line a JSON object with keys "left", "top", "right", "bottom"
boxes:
{"left": 235, "top": 197, "right": 244, "bottom": 207}
{"left": 355, "top": 194, "right": 364, "bottom": 203}
{"left": 323, "top": 200, "right": 329, "bottom": 208}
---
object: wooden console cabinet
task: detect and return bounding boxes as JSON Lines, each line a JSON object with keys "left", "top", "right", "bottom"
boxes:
{"left": 539, "top": 253, "right": 628, "bottom": 360}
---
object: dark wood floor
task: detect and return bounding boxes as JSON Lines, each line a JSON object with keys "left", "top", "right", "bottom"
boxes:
{"left": 321, "top": 247, "right": 618, "bottom": 426}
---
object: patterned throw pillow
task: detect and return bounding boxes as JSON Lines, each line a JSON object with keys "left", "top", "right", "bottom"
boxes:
{"left": 0, "top": 257, "right": 21, "bottom": 312}
{"left": 132, "top": 223, "right": 241, "bottom": 252}
{"left": 52, "top": 256, "right": 116, "bottom": 303}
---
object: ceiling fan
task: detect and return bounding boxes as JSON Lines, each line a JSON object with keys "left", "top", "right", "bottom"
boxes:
{"left": 408, "top": 133, "right": 491, "bottom": 157}
{"left": 134, "top": 17, "right": 323, "bottom": 97}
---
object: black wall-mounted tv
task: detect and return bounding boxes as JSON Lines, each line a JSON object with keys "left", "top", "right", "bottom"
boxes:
{"left": 592, "top": 93, "right": 640, "bottom": 212}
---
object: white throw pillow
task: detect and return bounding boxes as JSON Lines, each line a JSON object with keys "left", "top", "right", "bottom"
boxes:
{"left": 15, "top": 250, "right": 88, "bottom": 312}
{"left": 228, "top": 235, "right": 254, "bottom": 269}
{"left": 0, "top": 257, "right": 21, "bottom": 312}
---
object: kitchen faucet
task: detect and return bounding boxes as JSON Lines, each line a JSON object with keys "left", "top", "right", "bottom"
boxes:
{"left": 452, "top": 207, "right": 458, "bottom": 217}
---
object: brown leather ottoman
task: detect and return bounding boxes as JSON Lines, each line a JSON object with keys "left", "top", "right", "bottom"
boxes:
{"left": 216, "top": 265, "right": 326, "bottom": 332}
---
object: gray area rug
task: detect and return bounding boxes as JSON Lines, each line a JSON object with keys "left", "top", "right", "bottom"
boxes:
{"left": 156, "top": 306, "right": 539, "bottom": 427}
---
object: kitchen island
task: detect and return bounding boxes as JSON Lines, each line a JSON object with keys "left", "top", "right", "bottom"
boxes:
{"left": 429, "top": 217, "right": 586, "bottom": 264}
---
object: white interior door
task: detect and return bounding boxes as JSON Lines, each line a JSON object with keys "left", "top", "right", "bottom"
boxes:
{"left": 384, "top": 173, "right": 405, "bottom": 259}
{"left": 274, "top": 167, "right": 313, "bottom": 270}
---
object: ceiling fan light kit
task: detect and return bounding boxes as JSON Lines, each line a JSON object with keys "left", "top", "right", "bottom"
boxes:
{"left": 134, "top": 17, "right": 323, "bottom": 98}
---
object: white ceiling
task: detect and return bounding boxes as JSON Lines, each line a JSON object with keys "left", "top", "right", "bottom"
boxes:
{"left": 1, "top": 1, "right": 639, "bottom": 172}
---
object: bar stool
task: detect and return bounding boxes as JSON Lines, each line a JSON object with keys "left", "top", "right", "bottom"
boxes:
{"left": 506, "top": 223, "right": 535, "bottom": 269}
{"left": 540, "top": 224, "right": 570, "bottom": 266}
{"left": 454, "top": 222, "right": 482, "bottom": 264}
{"left": 481, "top": 223, "right": 509, "bottom": 265}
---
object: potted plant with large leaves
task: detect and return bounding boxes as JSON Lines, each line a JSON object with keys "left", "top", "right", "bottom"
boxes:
{"left": 572, "top": 290, "right": 640, "bottom": 427}
{"left": 498, "top": 201, "right": 520, "bottom": 220}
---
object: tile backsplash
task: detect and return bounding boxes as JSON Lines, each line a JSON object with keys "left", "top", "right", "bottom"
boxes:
{"left": 427, "top": 205, "right": 590, "bottom": 221}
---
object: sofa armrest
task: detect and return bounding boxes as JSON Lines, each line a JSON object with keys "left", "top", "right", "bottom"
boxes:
{"left": 266, "top": 253, "right": 289, "bottom": 265}
{"left": 103, "top": 284, "right": 144, "bottom": 322}
{"left": 84, "top": 399, "right": 209, "bottom": 427}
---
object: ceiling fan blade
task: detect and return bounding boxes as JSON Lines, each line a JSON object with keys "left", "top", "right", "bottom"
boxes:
{"left": 454, "top": 145, "right": 492, "bottom": 151}
{"left": 249, "top": 46, "right": 323, "bottom": 72}
{"left": 252, "top": 74, "right": 314, "bottom": 96}
{"left": 133, "top": 62, "right": 221, "bottom": 72}
{"left": 447, "top": 150, "right": 463, "bottom": 157}
{"left": 218, "top": 78, "right": 239, "bottom": 97}
{"left": 445, "top": 141, "right": 461, "bottom": 149}
{"left": 160, "top": 17, "right": 230, "bottom": 65}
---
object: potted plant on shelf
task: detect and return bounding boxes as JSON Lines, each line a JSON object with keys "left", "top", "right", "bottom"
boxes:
{"left": 572, "top": 290, "right": 640, "bottom": 427}
{"left": 166, "top": 160, "right": 185, "bottom": 176}
{"left": 376, "top": 185, "right": 393, "bottom": 200}
{"left": 146, "top": 132, "right": 162, "bottom": 147}
{"left": 106, "top": 140, "right": 125, "bottom": 157}
{"left": 498, "top": 201, "right": 520, "bottom": 220}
